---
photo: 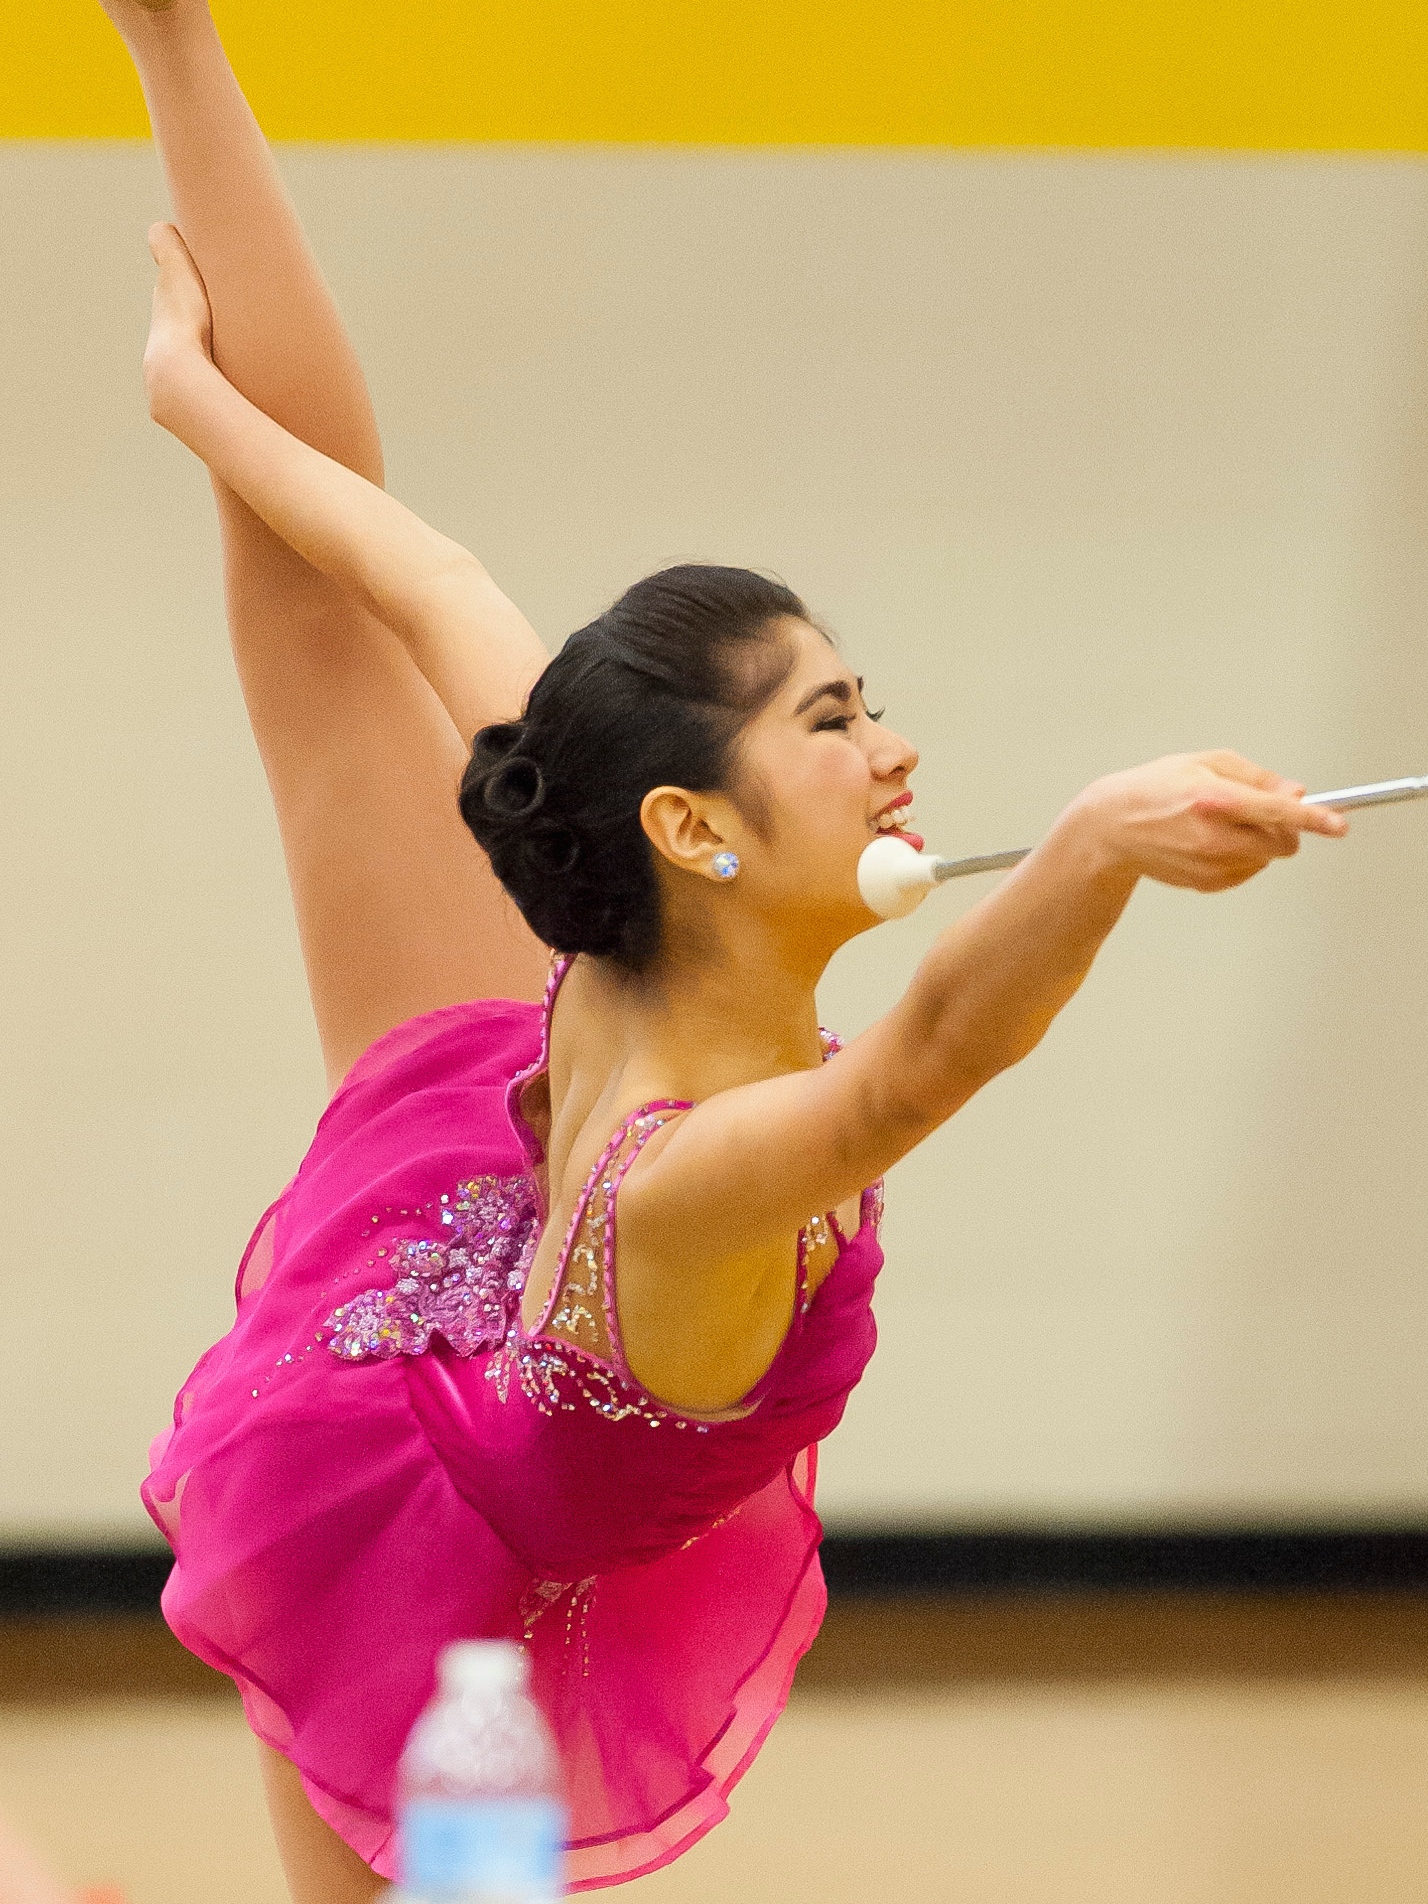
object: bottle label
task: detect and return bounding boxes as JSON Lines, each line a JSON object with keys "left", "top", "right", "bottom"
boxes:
{"left": 400, "top": 1796, "right": 565, "bottom": 1902}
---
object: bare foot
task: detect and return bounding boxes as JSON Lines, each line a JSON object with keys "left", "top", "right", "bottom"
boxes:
{"left": 94, "top": 0, "right": 199, "bottom": 43}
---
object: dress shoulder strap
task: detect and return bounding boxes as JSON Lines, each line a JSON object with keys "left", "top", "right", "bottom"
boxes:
{"left": 504, "top": 954, "right": 576, "bottom": 1184}
{"left": 526, "top": 1002, "right": 862, "bottom": 1383}
{"left": 533, "top": 1100, "right": 693, "bottom": 1370}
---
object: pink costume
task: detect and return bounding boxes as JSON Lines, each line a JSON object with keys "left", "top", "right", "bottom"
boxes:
{"left": 143, "top": 956, "right": 884, "bottom": 1887}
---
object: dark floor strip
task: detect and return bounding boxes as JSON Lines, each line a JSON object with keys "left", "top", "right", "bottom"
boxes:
{"left": 818, "top": 1529, "right": 1428, "bottom": 1597}
{"left": 6, "top": 1594, "right": 1428, "bottom": 1703}
{"left": 4, "top": 1531, "right": 1428, "bottom": 1621}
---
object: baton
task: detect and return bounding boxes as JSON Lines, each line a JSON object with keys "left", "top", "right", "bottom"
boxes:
{"left": 858, "top": 775, "right": 1428, "bottom": 919}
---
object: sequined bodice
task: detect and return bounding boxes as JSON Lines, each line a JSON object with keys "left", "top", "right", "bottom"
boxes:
{"left": 325, "top": 956, "right": 880, "bottom": 1433}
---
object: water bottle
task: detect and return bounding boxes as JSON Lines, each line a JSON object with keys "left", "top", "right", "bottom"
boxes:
{"left": 393, "top": 1640, "right": 566, "bottom": 1903}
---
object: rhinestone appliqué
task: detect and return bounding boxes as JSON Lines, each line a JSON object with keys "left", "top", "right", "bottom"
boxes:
{"left": 325, "top": 1174, "right": 539, "bottom": 1360}
{"left": 483, "top": 1337, "right": 698, "bottom": 1429}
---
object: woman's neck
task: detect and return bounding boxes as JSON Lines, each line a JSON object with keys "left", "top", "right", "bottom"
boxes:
{"left": 579, "top": 915, "right": 833, "bottom": 1101}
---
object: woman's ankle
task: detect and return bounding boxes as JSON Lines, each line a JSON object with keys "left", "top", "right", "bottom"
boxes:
{"left": 109, "top": 0, "right": 218, "bottom": 75}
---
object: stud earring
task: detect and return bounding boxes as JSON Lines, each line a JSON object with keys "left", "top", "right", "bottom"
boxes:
{"left": 711, "top": 851, "right": 740, "bottom": 881}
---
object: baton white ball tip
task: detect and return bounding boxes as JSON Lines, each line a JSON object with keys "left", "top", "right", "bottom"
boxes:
{"left": 857, "top": 836, "right": 939, "bottom": 919}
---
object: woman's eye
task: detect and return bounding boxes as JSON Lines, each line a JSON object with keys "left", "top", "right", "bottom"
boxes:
{"left": 814, "top": 714, "right": 856, "bottom": 732}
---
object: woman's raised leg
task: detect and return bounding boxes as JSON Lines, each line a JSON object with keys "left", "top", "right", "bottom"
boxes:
{"left": 103, "top": 0, "right": 385, "bottom": 482}
{"left": 95, "top": 11, "right": 549, "bottom": 1882}
{"left": 99, "top": 0, "right": 548, "bottom": 1090}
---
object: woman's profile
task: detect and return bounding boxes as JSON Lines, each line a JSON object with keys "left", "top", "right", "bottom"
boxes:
{"left": 96, "top": 1, "right": 1346, "bottom": 1897}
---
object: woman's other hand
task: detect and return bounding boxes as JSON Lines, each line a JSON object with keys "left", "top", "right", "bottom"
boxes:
{"left": 0, "top": 1810, "right": 126, "bottom": 1904}
{"left": 1063, "top": 749, "right": 1349, "bottom": 893}
{"left": 142, "top": 221, "right": 215, "bottom": 431}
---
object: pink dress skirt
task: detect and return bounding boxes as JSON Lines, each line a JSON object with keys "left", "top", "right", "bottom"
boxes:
{"left": 143, "top": 958, "right": 884, "bottom": 1887}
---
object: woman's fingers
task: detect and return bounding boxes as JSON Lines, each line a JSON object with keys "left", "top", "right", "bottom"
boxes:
{"left": 1091, "top": 750, "right": 1348, "bottom": 891}
{"left": 143, "top": 222, "right": 217, "bottom": 425}
{"left": 1175, "top": 768, "right": 1343, "bottom": 888}
{"left": 148, "top": 219, "right": 201, "bottom": 267}
{"left": 146, "top": 221, "right": 214, "bottom": 356}
{"left": 1196, "top": 749, "right": 1293, "bottom": 793}
{"left": 146, "top": 222, "right": 211, "bottom": 327}
{"left": 1197, "top": 747, "right": 1312, "bottom": 804}
{"left": 1195, "top": 775, "right": 1349, "bottom": 841}
{"left": 147, "top": 220, "right": 203, "bottom": 300}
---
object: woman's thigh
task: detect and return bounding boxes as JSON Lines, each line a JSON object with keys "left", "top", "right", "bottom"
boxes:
{"left": 256, "top": 1742, "right": 387, "bottom": 1904}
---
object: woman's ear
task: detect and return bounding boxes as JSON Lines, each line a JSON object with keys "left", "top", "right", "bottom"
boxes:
{"left": 640, "top": 786, "right": 731, "bottom": 877}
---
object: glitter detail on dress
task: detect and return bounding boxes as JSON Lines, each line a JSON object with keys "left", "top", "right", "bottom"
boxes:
{"left": 324, "top": 1173, "right": 539, "bottom": 1360}
{"left": 519, "top": 1575, "right": 598, "bottom": 1677}
{"left": 800, "top": 1213, "right": 833, "bottom": 1314}
{"left": 322, "top": 997, "right": 883, "bottom": 1434}
{"left": 484, "top": 1337, "right": 701, "bottom": 1430}
{"left": 502, "top": 1103, "right": 701, "bottom": 1425}
{"left": 548, "top": 1235, "right": 602, "bottom": 1347}
{"left": 864, "top": 1180, "right": 885, "bottom": 1233}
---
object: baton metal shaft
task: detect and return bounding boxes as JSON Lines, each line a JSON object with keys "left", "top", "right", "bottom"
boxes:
{"left": 1301, "top": 776, "right": 1428, "bottom": 811}
{"left": 927, "top": 775, "right": 1428, "bottom": 881}
{"left": 931, "top": 849, "right": 1031, "bottom": 882}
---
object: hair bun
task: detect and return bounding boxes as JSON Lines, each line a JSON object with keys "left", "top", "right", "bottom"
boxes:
{"left": 526, "top": 822, "right": 581, "bottom": 875}
{"left": 482, "top": 754, "right": 546, "bottom": 820}
{"left": 477, "top": 720, "right": 526, "bottom": 759}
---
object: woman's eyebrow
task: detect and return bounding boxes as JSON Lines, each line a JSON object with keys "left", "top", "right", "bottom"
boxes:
{"left": 793, "top": 675, "right": 865, "bottom": 718}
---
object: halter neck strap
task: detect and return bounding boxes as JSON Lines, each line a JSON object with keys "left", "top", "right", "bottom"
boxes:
{"left": 503, "top": 953, "right": 574, "bottom": 1188}
{"left": 539, "top": 953, "right": 575, "bottom": 1066}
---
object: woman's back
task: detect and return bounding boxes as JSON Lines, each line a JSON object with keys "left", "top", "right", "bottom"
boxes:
{"left": 524, "top": 953, "right": 867, "bottom": 1414}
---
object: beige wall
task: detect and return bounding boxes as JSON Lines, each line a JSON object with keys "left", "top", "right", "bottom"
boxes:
{"left": 2, "top": 144, "right": 1426, "bottom": 1541}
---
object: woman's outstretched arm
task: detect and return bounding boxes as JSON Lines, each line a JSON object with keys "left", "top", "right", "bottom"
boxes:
{"left": 631, "top": 753, "right": 1348, "bottom": 1258}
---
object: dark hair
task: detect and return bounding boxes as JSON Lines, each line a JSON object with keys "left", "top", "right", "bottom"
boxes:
{"left": 459, "top": 564, "right": 809, "bottom": 968}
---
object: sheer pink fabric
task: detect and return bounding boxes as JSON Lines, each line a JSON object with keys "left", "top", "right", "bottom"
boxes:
{"left": 143, "top": 961, "right": 884, "bottom": 1887}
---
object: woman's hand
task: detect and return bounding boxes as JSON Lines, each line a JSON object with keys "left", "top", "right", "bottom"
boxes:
{"left": 0, "top": 1809, "right": 122, "bottom": 1904}
{"left": 142, "top": 221, "right": 215, "bottom": 432}
{"left": 1061, "top": 749, "right": 1348, "bottom": 892}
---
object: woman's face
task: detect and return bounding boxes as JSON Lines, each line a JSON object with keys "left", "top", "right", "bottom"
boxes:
{"left": 726, "top": 617, "right": 921, "bottom": 938}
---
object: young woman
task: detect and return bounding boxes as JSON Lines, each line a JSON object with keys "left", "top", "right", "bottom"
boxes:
{"left": 101, "top": 3, "right": 1346, "bottom": 1896}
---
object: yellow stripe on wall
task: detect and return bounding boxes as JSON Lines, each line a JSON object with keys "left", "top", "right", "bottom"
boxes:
{"left": 6, "top": 0, "right": 1428, "bottom": 147}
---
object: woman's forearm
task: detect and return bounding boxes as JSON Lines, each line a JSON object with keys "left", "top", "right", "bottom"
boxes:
{"left": 875, "top": 749, "right": 1344, "bottom": 1135}
{"left": 153, "top": 352, "right": 485, "bottom": 648}
{"left": 888, "top": 803, "right": 1139, "bottom": 1123}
